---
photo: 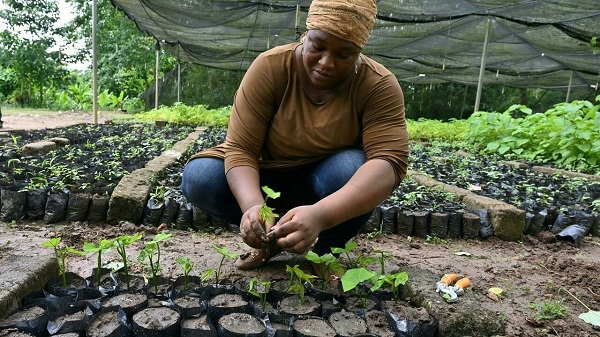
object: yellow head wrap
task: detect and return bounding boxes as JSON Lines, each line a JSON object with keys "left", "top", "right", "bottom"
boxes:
{"left": 306, "top": 0, "right": 377, "bottom": 48}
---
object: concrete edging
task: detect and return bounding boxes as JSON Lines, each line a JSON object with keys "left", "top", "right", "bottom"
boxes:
{"left": 106, "top": 126, "right": 206, "bottom": 224}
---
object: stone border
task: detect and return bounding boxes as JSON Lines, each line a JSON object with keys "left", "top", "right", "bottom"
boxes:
{"left": 106, "top": 127, "right": 206, "bottom": 224}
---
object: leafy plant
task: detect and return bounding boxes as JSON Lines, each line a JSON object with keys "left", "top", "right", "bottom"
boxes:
{"left": 248, "top": 277, "right": 272, "bottom": 309}
{"left": 305, "top": 251, "right": 344, "bottom": 289}
{"left": 202, "top": 245, "right": 239, "bottom": 285}
{"left": 332, "top": 241, "right": 378, "bottom": 270}
{"left": 529, "top": 298, "right": 569, "bottom": 320}
{"left": 259, "top": 185, "right": 281, "bottom": 224}
{"left": 340, "top": 267, "right": 378, "bottom": 308}
{"left": 138, "top": 232, "right": 173, "bottom": 294}
{"left": 381, "top": 271, "right": 409, "bottom": 303}
{"left": 41, "top": 237, "right": 86, "bottom": 288}
{"left": 113, "top": 233, "right": 142, "bottom": 290}
{"left": 285, "top": 264, "right": 317, "bottom": 306}
{"left": 176, "top": 256, "right": 195, "bottom": 291}
{"left": 83, "top": 239, "right": 115, "bottom": 289}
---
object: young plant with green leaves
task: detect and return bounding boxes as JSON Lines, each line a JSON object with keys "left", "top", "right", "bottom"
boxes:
{"left": 305, "top": 251, "right": 344, "bottom": 289}
{"left": 113, "top": 233, "right": 142, "bottom": 290}
{"left": 41, "top": 237, "right": 86, "bottom": 288}
{"left": 528, "top": 298, "right": 569, "bottom": 320}
{"left": 83, "top": 238, "right": 115, "bottom": 289}
{"left": 286, "top": 264, "right": 317, "bottom": 306}
{"left": 138, "top": 232, "right": 173, "bottom": 294}
{"left": 202, "top": 245, "right": 239, "bottom": 285}
{"left": 248, "top": 277, "right": 273, "bottom": 310}
{"left": 332, "top": 241, "right": 378, "bottom": 269}
{"left": 176, "top": 256, "right": 195, "bottom": 291}
{"left": 340, "top": 267, "right": 377, "bottom": 308}
{"left": 259, "top": 185, "right": 280, "bottom": 224}
{"left": 381, "top": 271, "right": 409, "bottom": 303}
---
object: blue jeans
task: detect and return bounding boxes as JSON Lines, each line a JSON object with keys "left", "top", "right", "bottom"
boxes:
{"left": 181, "top": 149, "right": 373, "bottom": 255}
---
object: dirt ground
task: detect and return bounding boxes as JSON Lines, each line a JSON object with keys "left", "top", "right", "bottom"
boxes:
{"left": 1, "top": 111, "right": 599, "bottom": 337}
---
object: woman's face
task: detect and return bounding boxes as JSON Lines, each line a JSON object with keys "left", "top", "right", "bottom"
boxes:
{"left": 301, "top": 30, "right": 361, "bottom": 90}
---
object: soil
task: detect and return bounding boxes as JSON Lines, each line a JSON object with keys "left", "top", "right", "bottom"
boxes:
{"left": 1, "top": 113, "right": 600, "bottom": 337}
{"left": 218, "top": 313, "right": 266, "bottom": 336}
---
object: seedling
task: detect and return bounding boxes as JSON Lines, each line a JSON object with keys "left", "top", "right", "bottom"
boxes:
{"left": 113, "top": 233, "right": 142, "bottom": 290}
{"left": 202, "top": 245, "right": 239, "bottom": 285}
{"left": 305, "top": 251, "right": 344, "bottom": 289}
{"left": 381, "top": 271, "right": 409, "bottom": 303}
{"left": 330, "top": 241, "right": 377, "bottom": 269}
{"left": 41, "top": 237, "right": 86, "bottom": 288}
{"left": 176, "top": 256, "right": 194, "bottom": 291}
{"left": 248, "top": 277, "right": 273, "bottom": 310}
{"left": 138, "top": 232, "right": 173, "bottom": 294}
{"left": 340, "top": 267, "right": 377, "bottom": 308}
{"left": 285, "top": 264, "right": 317, "bottom": 305}
{"left": 373, "top": 249, "right": 392, "bottom": 274}
{"left": 528, "top": 298, "right": 569, "bottom": 320}
{"left": 259, "top": 185, "right": 280, "bottom": 224}
{"left": 83, "top": 238, "right": 115, "bottom": 289}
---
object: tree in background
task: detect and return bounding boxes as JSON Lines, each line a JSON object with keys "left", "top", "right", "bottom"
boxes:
{"left": 65, "top": 0, "right": 176, "bottom": 106}
{"left": 0, "top": 0, "right": 69, "bottom": 107}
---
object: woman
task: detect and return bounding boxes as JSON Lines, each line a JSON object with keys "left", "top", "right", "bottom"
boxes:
{"left": 181, "top": 0, "right": 409, "bottom": 274}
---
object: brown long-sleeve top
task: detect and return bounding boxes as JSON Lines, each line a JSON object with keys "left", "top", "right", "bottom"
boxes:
{"left": 190, "top": 42, "right": 409, "bottom": 189}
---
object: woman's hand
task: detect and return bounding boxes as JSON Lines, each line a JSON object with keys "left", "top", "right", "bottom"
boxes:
{"left": 267, "top": 204, "right": 330, "bottom": 254}
{"left": 239, "top": 204, "right": 274, "bottom": 249}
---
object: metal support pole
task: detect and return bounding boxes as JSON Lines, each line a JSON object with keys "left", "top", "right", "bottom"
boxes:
{"left": 92, "top": 0, "right": 98, "bottom": 124}
{"left": 155, "top": 42, "right": 160, "bottom": 110}
{"left": 566, "top": 71, "right": 573, "bottom": 102}
{"left": 474, "top": 17, "right": 492, "bottom": 113}
{"left": 177, "top": 62, "right": 181, "bottom": 103}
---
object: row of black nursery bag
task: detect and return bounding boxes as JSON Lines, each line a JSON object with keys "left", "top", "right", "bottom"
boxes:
{"left": 0, "top": 187, "right": 109, "bottom": 224}
{"left": 0, "top": 269, "right": 437, "bottom": 337}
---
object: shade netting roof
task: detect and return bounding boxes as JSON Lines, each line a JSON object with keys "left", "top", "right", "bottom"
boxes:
{"left": 111, "top": 0, "right": 600, "bottom": 90}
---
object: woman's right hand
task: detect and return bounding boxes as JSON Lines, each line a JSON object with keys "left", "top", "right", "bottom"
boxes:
{"left": 239, "top": 204, "right": 273, "bottom": 249}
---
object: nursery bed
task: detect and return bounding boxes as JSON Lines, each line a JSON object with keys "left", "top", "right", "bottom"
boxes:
{"left": 0, "top": 113, "right": 599, "bottom": 337}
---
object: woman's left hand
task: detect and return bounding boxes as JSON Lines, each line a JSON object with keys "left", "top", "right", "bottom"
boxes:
{"left": 267, "top": 204, "right": 330, "bottom": 254}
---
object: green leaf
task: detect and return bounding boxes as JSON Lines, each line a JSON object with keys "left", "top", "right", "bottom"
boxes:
{"left": 579, "top": 310, "right": 600, "bottom": 326}
{"left": 42, "top": 237, "right": 61, "bottom": 248}
{"left": 261, "top": 186, "right": 281, "bottom": 199}
{"left": 149, "top": 232, "right": 172, "bottom": 244}
{"left": 341, "top": 268, "right": 376, "bottom": 292}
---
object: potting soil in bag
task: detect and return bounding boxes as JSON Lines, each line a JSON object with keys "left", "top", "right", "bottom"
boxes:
{"left": 160, "top": 196, "right": 179, "bottom": 227}
{"left": 87, "top": 194, "right": 109, "bottom": 223}
{"left": 550, "top": 212, "right": 576, "bottom": 234}
{"left": 26, "top": 188, "right": 47, "bottom": 220}
{"left": 412, "top": 211, "right": 430, "bottom": 238}
{"left": 470, "top": 209, "right": 492, "bottom": 239}
{"left": 462, "top": 212, "right": 481, "bottom": 239}
{"left": 526, "top": 208, "right": 547, "bottom": 235}
{"left": 0, "top": 188, "right": 27, "bottom": 221}
{"left": 66, "top": 193, "right": 92, "bottom": 222}
{"left": 380, "top": 205, "right": 398, "bottom": 234}
{"left": 590, "top": 214, "right": 600, "bottom": 237}
{"left": 142, "top": 196, "right": 163, "bottom": 227}
{"left": 555, "top": 224, "right": 588, "bottom": 248}
{"left": 43, "top": 189, "right": 69, "bottom": 224}
{"left": 396, "top": 209, "right": 414, "bottom": 236}
{"left": 429, "top": 212, "right": 449, "bottom": 238}
{"left": 362, "top": 207, "right": 381, "bottom": 234}
{"left": 447, "top": 211, "right": 463, "bottom": 238}
{"left": 0, "top": 303, "right": 49, "bottom": 337}
{"left": 174, "top": 201, "right": 193, "bottom": 230}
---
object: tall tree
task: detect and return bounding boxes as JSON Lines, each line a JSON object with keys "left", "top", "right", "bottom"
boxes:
{"left": 0, "top": 0, "right": 68, "bottom": 106}
{"left": 65, "top": 0, "right": 176, "bottom": 102}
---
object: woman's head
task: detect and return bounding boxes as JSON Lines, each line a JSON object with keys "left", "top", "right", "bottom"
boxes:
{"left": 305, "top": 0, "right": 377, "bottom": 49}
